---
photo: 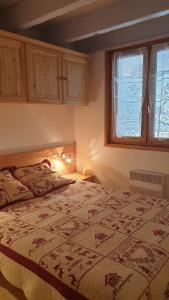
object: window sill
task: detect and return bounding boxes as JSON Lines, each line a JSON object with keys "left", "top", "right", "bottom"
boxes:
{"left": 105, "top": 143, "right": 169, "bottom": 152}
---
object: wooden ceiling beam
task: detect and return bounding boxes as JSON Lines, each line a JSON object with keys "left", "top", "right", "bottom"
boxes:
{"left": 42, "top": 0, "right": 169, "bottom": 43}
{"left": 0, "top": 0, "right": 97, "bottom": 31}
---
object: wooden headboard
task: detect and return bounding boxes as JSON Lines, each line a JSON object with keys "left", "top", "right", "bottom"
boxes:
{"left": 0, "top": 144, "right": 76, "bottom": 175}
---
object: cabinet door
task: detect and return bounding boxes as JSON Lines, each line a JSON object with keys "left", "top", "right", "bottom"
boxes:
{"left": 26, "top": 45, "right": 62, "bottom": 103}
{"left": 0, "top": 36, "right": 26, "bottom": 102}
{"left": 62, "top": 54, "right": 88, "bottom": 105}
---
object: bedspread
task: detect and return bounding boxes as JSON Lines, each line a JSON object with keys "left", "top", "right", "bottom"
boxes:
{"left": 0, "top": 180, "right": 169, "bottom": 300}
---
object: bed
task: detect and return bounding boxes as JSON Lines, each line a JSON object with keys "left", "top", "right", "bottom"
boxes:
{"left": 0, "top": 146, "right": 169, "bottom": 300}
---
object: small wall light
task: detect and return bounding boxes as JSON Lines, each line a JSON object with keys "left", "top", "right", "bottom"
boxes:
{"left": 53, "top": 152, "right": 72, "bottom": 164}
{"left": 65, "top": 155, "right": 72, "bottom": 164}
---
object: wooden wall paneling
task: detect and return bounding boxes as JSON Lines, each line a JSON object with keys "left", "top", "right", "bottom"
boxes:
{"left": 0, "top": 144, "right": 76, "bottom": 175}
{"left": 62, "top": 54, "right": 88, "bottom": 105}
{"left": 25, "top": 44, "right": 62, "bottom": 104}
{"left": 0, "top": 36, "right": 27, "bottom": 102}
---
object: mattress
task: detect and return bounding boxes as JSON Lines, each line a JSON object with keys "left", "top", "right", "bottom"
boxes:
{"left": 0, "top": 180, "right": 169, "bottom": 300}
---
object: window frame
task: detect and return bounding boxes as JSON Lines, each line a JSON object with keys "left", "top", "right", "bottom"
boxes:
{"left": 105, "top": 37, "right": 169, "bottom": 151}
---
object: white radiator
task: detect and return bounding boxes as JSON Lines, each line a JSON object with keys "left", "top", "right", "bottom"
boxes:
{"left": 129, "top": 170, "right": 165, "bottom": 198}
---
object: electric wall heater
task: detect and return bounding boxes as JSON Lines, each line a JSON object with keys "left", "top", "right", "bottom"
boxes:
{"left": 129, "top": 170, "right": 165, "bottom": 198}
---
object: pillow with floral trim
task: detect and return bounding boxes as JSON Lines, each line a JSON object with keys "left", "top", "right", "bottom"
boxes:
{"left": 0, "top": 170, "right": 34, "bottom": 208}
{"left": 12, "top": 161, "right": 75, "bottom": 196}
{"left": 11, "top": 160, "right": 51, "bottom": 183}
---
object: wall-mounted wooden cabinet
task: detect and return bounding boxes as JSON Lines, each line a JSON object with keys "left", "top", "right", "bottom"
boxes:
{"left": 26, "top": 45, "right": 62, "bottom": 104}
{"left": 0, "top": 36, "right": 26, "bottom": 103}
{"left": 63, "top": 54, "right": 88, "bottom": 105}
{"left": 0, "top": 30, "right": 89, "bottom": 105}
{"left": 26, "top": 45, "right": 88, "bottom": 105}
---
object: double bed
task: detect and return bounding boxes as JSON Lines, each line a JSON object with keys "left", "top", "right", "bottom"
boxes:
{"left": 0, "top": 146, "right": 169, "bottom": 300}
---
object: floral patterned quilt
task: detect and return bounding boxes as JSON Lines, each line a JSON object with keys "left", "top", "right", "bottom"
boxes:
{"left": 0, "top": 180, "right": 169, "bottom": 300}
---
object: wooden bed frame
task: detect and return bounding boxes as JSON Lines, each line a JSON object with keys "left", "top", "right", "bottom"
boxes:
{"left": 0, "top": 143, "right": 76, "bottom": 174}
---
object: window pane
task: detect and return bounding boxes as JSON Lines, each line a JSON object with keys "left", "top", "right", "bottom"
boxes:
{"left": 112, "top": 49, "right": 146, "bottom": 138}
{"left": 151, "top": 44, "right": 169, "bottom": 140}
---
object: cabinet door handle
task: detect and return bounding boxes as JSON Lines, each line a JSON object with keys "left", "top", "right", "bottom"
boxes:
{"left": 58, "top": 77, "right": 67, "bottom": 80}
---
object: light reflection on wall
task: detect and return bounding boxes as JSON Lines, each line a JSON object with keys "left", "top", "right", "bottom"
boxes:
{"left": 89, "top": 138, "right": 103, "bottom": 161}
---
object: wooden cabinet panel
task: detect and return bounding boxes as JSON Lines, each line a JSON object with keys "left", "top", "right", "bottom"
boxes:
{"left": 62, "top": 54, "right": 88, "bottom": 105}
{"left": 0, "top": 37, "right": 26, "bottom": 102}
{"left": 0, "top": 31, "right": 89, "bottom": 105}
{"left": 26, "top": 45, "right": 62, "bottom": 103}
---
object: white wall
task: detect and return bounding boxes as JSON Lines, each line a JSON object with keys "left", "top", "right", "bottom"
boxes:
{"left": 0, "top": 103, "right": 75, "bottom": 154}
{"left": 74, "top": 52, "right": 169, "bottom": 190}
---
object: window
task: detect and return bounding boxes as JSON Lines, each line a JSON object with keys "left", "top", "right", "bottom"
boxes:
{"left": 106, "top": 39, "right": 169, "bottom": 150}
{"left": 150, "top": 44, "right": 169, "bottom": 141}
